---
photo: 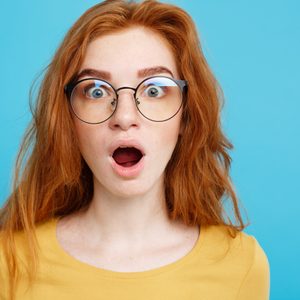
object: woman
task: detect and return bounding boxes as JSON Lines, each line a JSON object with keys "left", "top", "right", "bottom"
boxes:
{"left": 0, "top": 0, "right": 270, "bottom": 299}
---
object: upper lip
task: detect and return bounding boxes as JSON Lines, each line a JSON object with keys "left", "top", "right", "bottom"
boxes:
{"left": 109, "top": 139, "right": 146, "bottom": 157}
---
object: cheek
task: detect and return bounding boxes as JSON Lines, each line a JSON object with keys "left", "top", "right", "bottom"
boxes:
{"left": 164, "top": 112, "right": 182, "bottom": 143}
{"left": 152, "top": 114, "right": 182, "bottom": 158}
{"left": 74, "top": 120, "right": 105, "bottom": 160}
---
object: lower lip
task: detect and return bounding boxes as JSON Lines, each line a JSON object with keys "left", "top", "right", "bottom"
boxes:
{"left": 110, "top": 156, "right": 145, "bottom": 178}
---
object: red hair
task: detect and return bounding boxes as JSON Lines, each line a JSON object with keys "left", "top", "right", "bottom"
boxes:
{"left": 0, "top": 1, "right": 247, "bottom": 299}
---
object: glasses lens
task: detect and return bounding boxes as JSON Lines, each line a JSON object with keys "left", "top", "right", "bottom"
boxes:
{"left": 70, "top": 79, "right": 117, "bottom": 123}
{"left": 136, "top": 77, "right": 182, "bottom": 121}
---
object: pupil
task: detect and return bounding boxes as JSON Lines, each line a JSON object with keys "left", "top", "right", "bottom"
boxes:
{"left": 93, "top": 89, "right": 102, "bottom": 97}
{"left": 148, "top": 87, "right": 158, "bottom": 97}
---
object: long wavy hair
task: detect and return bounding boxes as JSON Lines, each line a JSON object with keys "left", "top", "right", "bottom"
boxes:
{"left": 0, "top": 0, "right": 247, "bottom": 299}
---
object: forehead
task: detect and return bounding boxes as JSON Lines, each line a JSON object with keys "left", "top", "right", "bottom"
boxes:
{"left": 80, "top": 26, "right": 179, "bottom": 80}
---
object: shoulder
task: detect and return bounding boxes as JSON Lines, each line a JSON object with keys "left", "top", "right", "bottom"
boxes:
{"left": 202, "top": 225, "right": 270, "bottom": 300}
{"left": 0, "top": 218, "right": 57, "bottom": 264}
{"left": 234, "top": 231, "right": 270, "bottom": 300}
{"left": 0, "top": 218, "right": 57, "bottom": 282}
{"left": 203, "top": 225, "right": 268, "bottom": 256}
{"left": 0, "top": 231, "right": 10, "bottom": 299}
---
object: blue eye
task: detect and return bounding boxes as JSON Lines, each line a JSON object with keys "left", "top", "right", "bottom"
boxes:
{"left": 143, "top": 85, "right": 166, "bottom": 98}
{"left": 85, "top": 86, "right": 108, "bottom": 99}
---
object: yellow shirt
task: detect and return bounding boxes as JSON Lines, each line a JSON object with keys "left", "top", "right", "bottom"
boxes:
{"left": 0, "top": 218, "right": 270, "bottom": 299}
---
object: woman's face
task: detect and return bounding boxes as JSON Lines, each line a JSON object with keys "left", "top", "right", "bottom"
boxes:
{"left": 73, "top": 26, "right": 182, "bottom": 198}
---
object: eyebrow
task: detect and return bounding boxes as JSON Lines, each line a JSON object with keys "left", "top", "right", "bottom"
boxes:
{"left": 76, "top": 66, "right": 174, "bottom": 81}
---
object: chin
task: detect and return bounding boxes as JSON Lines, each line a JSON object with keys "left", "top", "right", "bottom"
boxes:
{"left": 93, "top": 172, "right": 164, "bottom": 200}
{"left": 109, "top": 183, "right": 156, "bottom": 199}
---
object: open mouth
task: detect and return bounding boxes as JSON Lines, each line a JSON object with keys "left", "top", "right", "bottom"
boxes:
{"left": 112, "top": 147, "right": 144, "bottom": 167}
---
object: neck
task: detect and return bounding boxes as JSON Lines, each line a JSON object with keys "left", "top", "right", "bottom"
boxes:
{"left": 74, "top": 175, "right": 178, "bottom": 249}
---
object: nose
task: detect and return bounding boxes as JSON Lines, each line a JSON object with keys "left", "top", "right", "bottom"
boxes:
{"left": 108, "top": 88, "right": 140, "bottom": 131}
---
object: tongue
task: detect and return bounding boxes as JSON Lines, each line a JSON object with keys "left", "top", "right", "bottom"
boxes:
{"left": 113, "top": 147, "right": 142, "bottom": 167}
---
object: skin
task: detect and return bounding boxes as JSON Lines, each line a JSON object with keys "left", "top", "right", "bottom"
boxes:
{"left": 57, "top": 26, "right": 199, "bottom": 271}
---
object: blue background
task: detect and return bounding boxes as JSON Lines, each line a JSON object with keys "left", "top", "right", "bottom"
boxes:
{"left": 0, "top": 1, "right": 299, "bottom": 299}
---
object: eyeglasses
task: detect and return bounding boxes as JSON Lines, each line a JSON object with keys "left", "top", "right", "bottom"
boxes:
{"left": 64, "top": 76, "right": 188, "bottom": 124}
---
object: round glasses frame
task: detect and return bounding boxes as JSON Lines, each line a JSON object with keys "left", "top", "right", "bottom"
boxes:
{"left": 64, "top": 75, "right": 188, "bottom": 124}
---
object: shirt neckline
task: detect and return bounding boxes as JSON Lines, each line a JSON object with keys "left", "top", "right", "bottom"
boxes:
{"left": 49, "top": 217, "right": 206, "bottom": 279}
